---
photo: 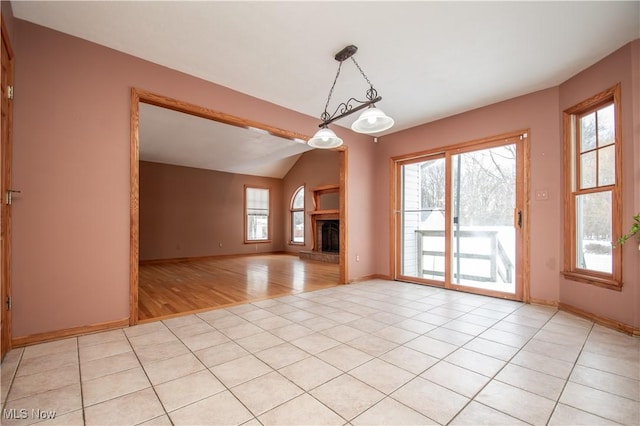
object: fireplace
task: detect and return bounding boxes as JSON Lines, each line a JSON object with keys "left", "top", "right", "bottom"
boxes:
{"left": 318, "top": 220, "right": 339, "bottom": 253}
{"left": 299, "top": 184, "right": 341, "bottom": 264}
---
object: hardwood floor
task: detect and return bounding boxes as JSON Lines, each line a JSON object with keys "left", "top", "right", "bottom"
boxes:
{"left": 138, "top": 253, "right": 339, "bottom": 321}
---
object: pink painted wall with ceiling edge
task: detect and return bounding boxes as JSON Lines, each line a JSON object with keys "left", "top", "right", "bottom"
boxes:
{"left": 6, "top": 12, "right": 639, "bottom": 337}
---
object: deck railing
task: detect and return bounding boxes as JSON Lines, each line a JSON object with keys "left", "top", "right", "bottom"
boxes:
{"left": 415, "top": 230, "right": 513, "bottom": 283}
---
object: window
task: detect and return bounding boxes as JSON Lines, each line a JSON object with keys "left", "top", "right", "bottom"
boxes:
{"left": 245, "top": 186, "right": 270, "bottom": 242}
{"left": 290, "top": 185, "right": 305, "bottom": 244}
{"left": 563, "top": 84, "right": 622, "bottom": 289}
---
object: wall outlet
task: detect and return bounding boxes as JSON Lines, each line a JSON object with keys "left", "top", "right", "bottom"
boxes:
{"left": 356, "top": 255, "right": 360, "bottom": 262}
{"left": 219, "top": 242, "right": 223, "bottom": 248}
{"left": 535, "top": 189, "right": 549, "bottom": 201}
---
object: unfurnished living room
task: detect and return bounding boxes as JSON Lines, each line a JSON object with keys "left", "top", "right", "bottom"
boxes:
{"left": 0, "top": 1, "right": 639, "bottom": 425}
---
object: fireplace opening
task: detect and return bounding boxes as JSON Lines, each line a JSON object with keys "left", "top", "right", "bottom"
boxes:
{"left": 321, "top": 220, "right": 339, "bottom": 253}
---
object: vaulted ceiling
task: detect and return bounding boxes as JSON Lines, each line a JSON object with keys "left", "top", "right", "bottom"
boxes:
{"left": 10, "top": 1, "right": 640, "bottom": 177}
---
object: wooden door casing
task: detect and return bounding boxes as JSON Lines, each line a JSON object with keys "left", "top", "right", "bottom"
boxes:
{"left": 1, "top": 17, "right": 15, "bottom": 360}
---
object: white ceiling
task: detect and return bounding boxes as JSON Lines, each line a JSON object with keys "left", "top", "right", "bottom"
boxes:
{"left": 139, "top": 103, "right": 311, "bottom": 178}
{"left": 10, "top": 1, "right": 640, "bottom": 176}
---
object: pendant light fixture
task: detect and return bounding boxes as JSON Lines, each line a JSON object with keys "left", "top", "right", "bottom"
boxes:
{"left": 308, "top": 45, "right": 394, "bottom": 149}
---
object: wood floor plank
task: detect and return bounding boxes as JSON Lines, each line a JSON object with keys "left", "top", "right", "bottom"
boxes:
{"left": 138, "top": 254, "right": 339, "bottom": 321}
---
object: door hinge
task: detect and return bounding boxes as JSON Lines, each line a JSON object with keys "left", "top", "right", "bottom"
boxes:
{"left": 6, "top": 297, "right": 11, "bottom": 311}
{"left": 6, "top": 189, "right": 20, "bottom": 205}
{"left": 7, "top": 85, "right": 13, "bottom": 100}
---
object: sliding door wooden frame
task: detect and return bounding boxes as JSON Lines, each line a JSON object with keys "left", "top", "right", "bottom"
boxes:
{"left": 130, "top": 88, "right": 348, "bottom": 325}
{"left": 390, "top": 129, "right": 530, "bottom": 302}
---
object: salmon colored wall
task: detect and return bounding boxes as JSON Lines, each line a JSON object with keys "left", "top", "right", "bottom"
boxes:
{"left": 375, "top": 88, "right": 562, "bottom": 303}
{"left": 10, "top": 20, "right": 375, "bottom": 337}
{"left": 282, "top": 150, "right": 339, "bottom": 254}
{"left": 558, "top": 41, "right": 640, "bottom": 328}
{"left": 139, "top": 162, "right": 284, "bottom": 261}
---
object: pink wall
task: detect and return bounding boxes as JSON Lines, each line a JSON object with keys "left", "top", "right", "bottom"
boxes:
{"left": 282, "top": 150, "right": 340, "bottom": 254}
{"left": 10, "top": 20, "right": 375, "bottom": 337}
{"left": 375, "top": 88, "right": 562, "bottom": 303}
{"left": 140, "top": 161, "right": 284, "bottom": 261}
{"left": 558, "top": 41, "right": 640, "bottom": 328}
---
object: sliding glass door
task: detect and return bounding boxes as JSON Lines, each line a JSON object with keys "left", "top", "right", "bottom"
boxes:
{"left": 395, "top": 133, "right": 526, "bottom": 300}
{"left": 399, "top": 156, "right": 446, "bottom": 282}
{"left": 451, "top": 144, "right": 517, "bottom": 294}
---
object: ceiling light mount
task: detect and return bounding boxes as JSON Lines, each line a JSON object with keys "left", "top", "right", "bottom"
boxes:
{"left": 308, "top": 44, "right": 394, "bottom": 149}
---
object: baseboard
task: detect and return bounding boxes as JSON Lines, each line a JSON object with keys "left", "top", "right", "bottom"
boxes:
{"left": 529, "top": 297, "right": 559, "bottom": 307}
{"left": 12, "top": 318, "right": 129, "bottom": 347}
{"left": 558, "top": 302, "right": 640, "bottom": 336}
{"left": 349, "top": 274, "right": 391, "bottom": 283}
{"left": 140, "top": 251, "right": 289, "bottom": 265}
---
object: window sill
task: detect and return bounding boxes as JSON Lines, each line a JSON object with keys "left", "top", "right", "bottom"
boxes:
{"left": 561, "top": 271, "right": 622, "bottom": 291}
{"left": 289, "top": 242, "right": 305, "bottom": 246}
{"left": 244, "top": 240, "right": 272, "bottom": 244}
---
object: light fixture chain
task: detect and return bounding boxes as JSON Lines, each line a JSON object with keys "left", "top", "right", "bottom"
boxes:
{"left": 350, "top": 57, "right": 373, "bottom": 88}
{"left": 322, "top": 61, "right": 343, "bottom": 120}
{"left": 350, "top": 57, "right": 379, "bottom": 101}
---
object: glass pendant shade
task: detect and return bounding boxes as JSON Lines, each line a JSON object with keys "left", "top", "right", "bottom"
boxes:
{"left": 351, "top": 106, "right": 394, "bottom": 134}
{"left": 308, "top": 127, "right": 343, "bottom": 149}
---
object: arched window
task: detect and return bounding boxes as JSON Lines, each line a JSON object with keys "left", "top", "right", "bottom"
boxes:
{"left": 290, "top": 186, "right": 305, "bottom": 244}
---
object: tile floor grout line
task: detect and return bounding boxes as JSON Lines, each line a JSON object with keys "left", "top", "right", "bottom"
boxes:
{"left": 74, "top": 336, "right": 87, "bottom": 426}
{"left": 300, "top": 292, "right": 517, "bottom": 425}
{"left": 122, "top": 326, "right": 175, "bottom": 426}
{"left": 442, "top": 301, "right": 562, "bottom": 426}
{"left": 170, "top": 321, "right": 265, "bottom": 423}
{"left": 1, "top": 345, "right": 25, "bottom": 412}
{"left": 544, "top": 321, "right": 638, "bottom": 425}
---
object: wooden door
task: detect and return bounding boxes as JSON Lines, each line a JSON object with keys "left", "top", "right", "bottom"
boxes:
{"left": 1, "top": 19, "right": 14, "bottom": 360}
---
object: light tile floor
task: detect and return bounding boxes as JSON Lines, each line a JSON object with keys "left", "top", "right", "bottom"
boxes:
{"left": 1, "top": 280, "right": 639, "bottom": 425}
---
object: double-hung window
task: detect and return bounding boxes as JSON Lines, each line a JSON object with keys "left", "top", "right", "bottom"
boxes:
{"left": 245, "top": 186, "right": 270, "bottom": 242}
{"left": 563, "top": 84, "right": 622, "bottom": 289}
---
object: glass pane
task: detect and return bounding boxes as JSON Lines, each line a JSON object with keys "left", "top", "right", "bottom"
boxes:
{"left": 580, "top": 112, "right": 596, "bottom": 152}
{"left": 580, "top": 151, "right": 596, "bottom": 189}
{"left": 292, "top": 211, "right": 304, "bottom": 243}
{"left": 598, "top": 145, "right": 615, "bottom": 186}
{"left": 451, "top": 144, "right": 516, "bottom": 294}
{"left": 400, "top": 158, "right": 445, "bottom": 281}
{"left": 576, "top": 192, "right": 612, "bottom": 274}
{"left": 248, "top": 214, "right": 269, "bottom": 240}
{"left": 292, "top": 187, "right": 304, "bottom": 209}
{"left": 597, "top": 104, "right": 615, "bottom": 147}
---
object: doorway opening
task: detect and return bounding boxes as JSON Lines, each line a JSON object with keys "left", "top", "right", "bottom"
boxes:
{"left": 130, "top": 89, "right": 348, "bottom": 324}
